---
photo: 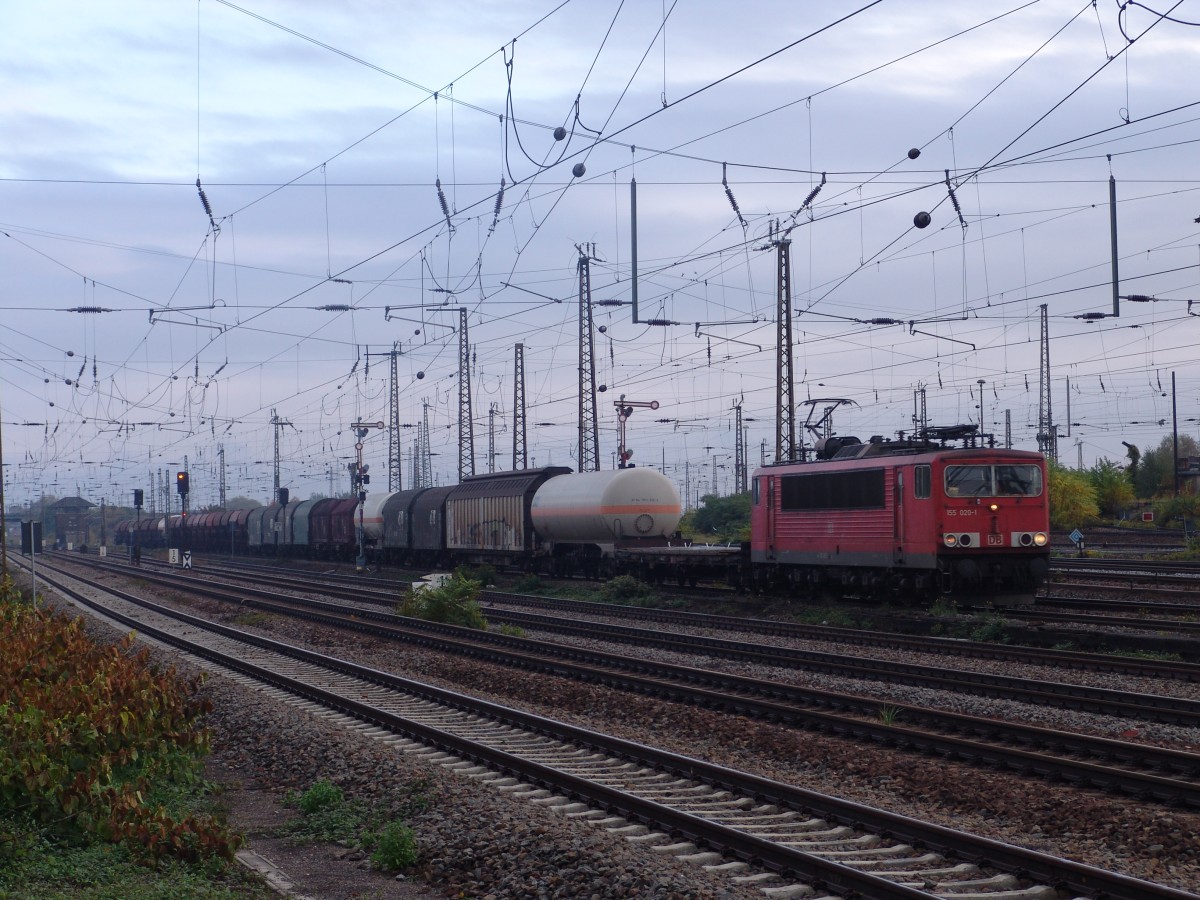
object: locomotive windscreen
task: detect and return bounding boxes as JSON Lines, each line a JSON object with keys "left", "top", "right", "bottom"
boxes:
{"left": 945, "top": 464, "right": 1042, "bottom": 497}
{"left": 779, "top": 468, "right": 885, "bottom": 511}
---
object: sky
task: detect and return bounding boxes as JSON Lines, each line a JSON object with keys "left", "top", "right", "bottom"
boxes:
{"left": 2, "top": 0, "right": 1200, "bottom": 512}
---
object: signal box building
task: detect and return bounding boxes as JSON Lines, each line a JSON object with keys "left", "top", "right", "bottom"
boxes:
{"left": 51, "top": 496, "right": 94, "bottom": 550}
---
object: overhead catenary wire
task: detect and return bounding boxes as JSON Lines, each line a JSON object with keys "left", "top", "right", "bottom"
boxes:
{"left": 6, "top": 2, "right": 1200, "bottom": 499}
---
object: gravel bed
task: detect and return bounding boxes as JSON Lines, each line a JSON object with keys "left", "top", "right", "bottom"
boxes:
{"left": 477, "top": 600, "right": 1200, "bottom": 699}
{"left": 203, "top": 674, "right": 761, "bottom": 899}
{"left": 47, "top": 579, "right": 763, "bottom": 899}
{"left": 54, "top": 563, "right": 1200, "bottom": 893}
{"left": 263, "top": 579, "right": 1200, "bottom": 707}
{"left": 163, "top": 563, "right": 1200, "bottom": 705}
{"left": 508, "top": 624, "right": 1200, "bottom": 751}
{"left": 205, "top": 609, "right": 1200, "bottom": 894}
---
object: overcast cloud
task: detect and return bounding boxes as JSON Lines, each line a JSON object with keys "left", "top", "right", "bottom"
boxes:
{"left": 2, "top": 1, "right": 1199, "bottom": 509}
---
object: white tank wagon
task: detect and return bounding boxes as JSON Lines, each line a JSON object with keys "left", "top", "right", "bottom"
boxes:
{"left": 530, "top": 468, "right": 682, "bottom": 553}
{"left": 358, "top": 492, "right": 391, "bottom": 543}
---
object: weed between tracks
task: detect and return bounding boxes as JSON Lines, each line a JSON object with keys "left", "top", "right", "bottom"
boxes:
{"left": 277, "top": 780, "right": 423, "bottom": 872}
{"left": 1108, "top": 648, "right": 1184, "bottom": 662}
{"left": 877, "top": 704, "right": 902, "bottom": 725}
{"left": 508, "top": 573, "right": 671, "bottom": 608}
{"left": 233, "top": 610, "right": 270, "bottom": 628}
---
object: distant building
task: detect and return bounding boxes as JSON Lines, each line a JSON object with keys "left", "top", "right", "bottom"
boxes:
{"left": 50, "top": 496, "right": 94, "bottom": 549}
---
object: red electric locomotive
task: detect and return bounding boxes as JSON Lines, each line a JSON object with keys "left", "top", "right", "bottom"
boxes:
{"left": 750, "top": 426, "right": 1050, "bottom": 604}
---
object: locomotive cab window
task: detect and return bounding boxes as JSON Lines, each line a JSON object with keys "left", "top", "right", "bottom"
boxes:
{"left": 945, "top": 464, "right": 1042, "bottom": 497}
{"left": 994, "top": 464, "right": 1042, "bottom": 496}
{"left": 753, "top": 477, "right": 762, "bottom": 505}
{"left": 945, "top": 465, "right": 991, "bottom": 496}
{"left": 914, "top": 465, "right": 931, "bottom": 499}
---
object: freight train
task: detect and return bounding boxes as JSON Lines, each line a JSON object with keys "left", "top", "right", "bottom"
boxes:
{"left": 115, "top": 467, "right": 685, "bottom": 577}
{"left": 112, "top": 426, "right": 1051, "bottom": 604}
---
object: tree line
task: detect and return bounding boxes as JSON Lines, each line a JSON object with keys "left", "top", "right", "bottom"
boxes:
{"left": 1049, "top": 434, "right": 1200, "bottom": 530}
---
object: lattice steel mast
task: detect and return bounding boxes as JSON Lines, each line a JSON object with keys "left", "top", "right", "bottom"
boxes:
{"left": 218, "top": 444, "right": 226, "bottom": 508}
{"left": 1036, "top": 304, "right": 1057, "bottom": 460}
{"left": 270, "top": 408, "right": 291, "bottom": 499}
{"left": 577, "top": 246, "right": 600, "bottom": 471}
{"left": 772, "top": 225, "right": 796, "bottom": 461}
{"left": 458, "top": 308, "right": 474, "bottom": 481}
{"left": 912, "top": 385, "right": 927, "bottom": 434}
{"left": 362, "top": 343, "right": 407, "bottom": 490}
{"left": 421, "top": 400, "right": 433, "bottom": 488}
{"left": 487, "top": 403, "right": 497, "bottom": 473}
{"left": 734, "top": 401, "right": 747, "bottom": 494}
{"left": 389, "top": 346, "right": 401, "bottom": 490}
{"left": 513, "top": 343, "right": 527, "bottom": 470}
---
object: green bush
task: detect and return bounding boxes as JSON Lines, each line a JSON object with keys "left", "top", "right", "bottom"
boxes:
{"left": 599, "top": 575, "right": 656, "bottom": 604}
{"left": 371, "top": 821, "right": 418, "bottom": 871}
{"left": 0, "top": 578, "right": 236, "bottom": 864}
{"left": 1152, "top": 494, "right": 1200, "bottom": 529}
{"left": 968, "top": 615, "right": 1011, "bottom": 644}
{"left": 281, "top": 784, "right": 368, "bottom": 846}
{"left": 512, "top": 574, "right": 542, "bottom": 594}
{"left": 298, "top": 780, "right": 343, "bottom": 814}
{"left": 928, "top": 598, "right": 956, "bottom": 617}
{"left": 397, "top": 573, "right": 488, "bottom": 629}
{"left": 456, "top": 564, "right": 498, "bottom": 587}
{"left": 281, "top": 780, "right": 426, "bottom": 871}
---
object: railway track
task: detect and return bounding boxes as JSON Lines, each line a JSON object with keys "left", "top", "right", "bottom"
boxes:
{"left": 105, "top": 549, "right": 1200, "bottom": 681}
{"left": 1038, "top": 595, "right": 1200, "bottom": 616}
{"left": 64, "top": 554, "right": 1200, "bottom": 809}
{"left": 1052, "top": 558, "right": 1200, "bottom": 579}
{"left": 21, "top": 554, "right": 1197, "bottom": 900}
{"left": 1001, "top": 604, "right": 1200, "bottom": 636}
{"left": 102, "top": 552, "right": 1200, "bottom": 681}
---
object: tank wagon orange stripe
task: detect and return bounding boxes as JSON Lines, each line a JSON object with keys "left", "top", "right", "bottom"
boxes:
{"left": 533, "top": 504, "right": 679, "bottom": 516}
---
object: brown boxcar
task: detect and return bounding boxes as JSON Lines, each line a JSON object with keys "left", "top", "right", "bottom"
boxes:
{"left": 446, "top": 467, "right": 570, "bottom": 562}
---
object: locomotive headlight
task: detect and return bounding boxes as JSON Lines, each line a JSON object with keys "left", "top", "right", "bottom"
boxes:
{"left": 989, "top": 503, "right": 999, "bottom": 511}
{"left": 943, "top": 533, "right": 958, "bottom": 547}
{"left": 1033, "top": 532, "right": 1048, "bottom": 547}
